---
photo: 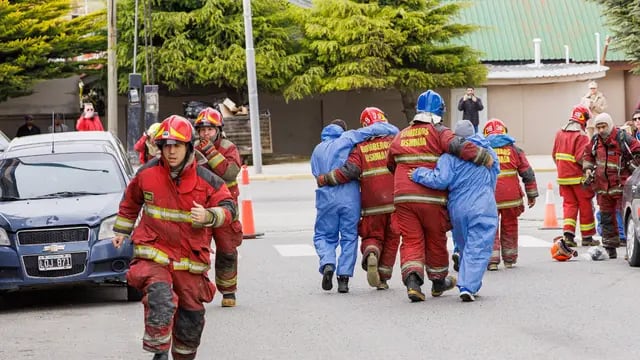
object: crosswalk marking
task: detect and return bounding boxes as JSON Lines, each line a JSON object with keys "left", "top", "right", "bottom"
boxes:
{"left": 274, "top": 244, "right": 317, "bottom": 257}
{"left": 274, "top": 236, "right": 554, "bottom": 257}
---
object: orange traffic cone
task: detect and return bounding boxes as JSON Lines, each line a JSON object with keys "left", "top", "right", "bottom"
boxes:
{"left": 240, "top": 165, "right": 264, "bottom": 239}
{"left": 540, "top": 182, "right": 562, "bottom": 230}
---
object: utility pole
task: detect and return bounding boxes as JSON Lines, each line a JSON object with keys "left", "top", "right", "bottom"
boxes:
{"left": 107, "top": 0, "right": 118, "bottom": 135}
{"left": 242, "top": 0, "right": 263, "bottom": 173}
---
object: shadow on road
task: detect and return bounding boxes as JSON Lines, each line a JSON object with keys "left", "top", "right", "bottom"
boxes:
{"left": 0, "top": 285, "right": 134, "bottom": 312}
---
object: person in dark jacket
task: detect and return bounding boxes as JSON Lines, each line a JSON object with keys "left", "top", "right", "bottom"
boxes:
{"left": 457, "top": 87, "right": 484, "bottom": 133}
{"left": 16, "top": 115, "right": 41, "bottom": 137}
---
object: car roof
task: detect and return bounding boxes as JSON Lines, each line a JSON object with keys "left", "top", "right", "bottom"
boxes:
{"left": 7, "top": 131, "right": 118, "bottom": 152}
{"left": 1, "top": 142, "right": 115, "bottom": 158}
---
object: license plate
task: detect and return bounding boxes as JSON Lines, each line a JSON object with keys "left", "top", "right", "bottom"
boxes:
{"left": 37, "top": 254, "right": 72, "bottom": 271}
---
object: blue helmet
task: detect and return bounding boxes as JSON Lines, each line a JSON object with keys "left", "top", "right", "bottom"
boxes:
{"left": 416, "top": 90, "right": 445, "bottom": 117}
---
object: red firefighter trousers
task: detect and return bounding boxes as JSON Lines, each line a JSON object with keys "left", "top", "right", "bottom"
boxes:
{"left": 359, "top": 213, "right": 401, "bottom": 281}
{"left": 490, "top": 206, "right": 523, "bottom": 265}
{"left": 394, "top": 203, "right": 451, "bottom": 283}
{"left": 212, "top": 219, "right": 243, "bottom": 294}
{"left": 597, "top": 193, "right": 622, "bottom": 248}
{"left": 127, "top": 259, "right": 215, "bottom": 360}
{"left": 559, "top": 184, "right": 596, "bottom": 237}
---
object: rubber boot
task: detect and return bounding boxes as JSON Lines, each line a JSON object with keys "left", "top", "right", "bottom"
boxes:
{"left": 605, "top": 247, "right": 617, "bottom": 259}
{"left": 152, "top": 352, "right": 169, "bottom": 360}
{"left": 337, "top": 276, "right": 349, "bottom": 293}
{"left": 582, "top": 236, "right": 600, "bottom": 247}
{"left": 563, "top": 233, "right": 578, "bottom": 247}
{"left": 405, "top": 273, "right": 425, "bottom": 302}
{"left": 452, "top": 252, "right": 460, "bottom": 272}
{"left": 431, "top": 275, "right": 457, "bottom": 297}
{"left": 366, "top": 252, "right": 381, "bottom": 287}
{"left": 221, "top": 293, "right": 236, "bottom": 307}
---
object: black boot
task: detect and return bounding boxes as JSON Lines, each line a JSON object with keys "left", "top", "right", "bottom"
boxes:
{"left": 152, "top": 352, "right": 168, "bottom": 360}
{"left": 452, "top": 252, "right": 460, "bottom": 272}
{"left": 605, "top": 247, "right": 617, "bottom": 259}
{"left": 221, "top": 293, "right": 236, "bottom": 307}
{"left": 431, "top": 275, "right": 457, "bottom": 297}
{"left": 337, "top": 276, "right": 349, "bottom": 293}
{"left": 563, "top": 233, "right": 577, "bottom": 247}
{"left": 322, "top": 264, "right": 334, "bottom": 291}
{"left": 405, "top": 273, "right": 425, "bottom": 302}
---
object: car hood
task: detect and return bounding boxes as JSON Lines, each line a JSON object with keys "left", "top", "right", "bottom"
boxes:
{"left": 0, "top": 193, "right": 122, "bottom": 231}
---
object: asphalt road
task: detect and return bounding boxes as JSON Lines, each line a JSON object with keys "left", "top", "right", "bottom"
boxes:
{"left": 1, "top": 173, "right": 639, "bottom": 360}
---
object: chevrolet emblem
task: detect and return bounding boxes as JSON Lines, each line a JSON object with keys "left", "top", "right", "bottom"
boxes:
{"left": 43, "top": 244, "right": 65, "bottom": 252}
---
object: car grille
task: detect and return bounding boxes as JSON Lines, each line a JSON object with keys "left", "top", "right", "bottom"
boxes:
{"left": 22, "top": 252, "right": 87, "bottom": 278}
{"left": 17, "top": 227, "right": 90, "bottom": 245}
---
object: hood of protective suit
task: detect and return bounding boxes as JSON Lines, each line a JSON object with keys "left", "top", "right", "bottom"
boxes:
{"left": 487, "top": 133, "right": 516, "bottom": 148}
{"left": 454, "top": 120, "right": 475, "bottom": 138}
{"left": 320, "top": 124, "right": 344, "bottom": 141}
{"left": 594, "top": 113, "right": 614, "bottom": 138}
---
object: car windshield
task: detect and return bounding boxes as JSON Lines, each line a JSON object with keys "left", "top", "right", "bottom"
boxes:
{"left": 0, "top": 153, "right": 125, "bottom": 200}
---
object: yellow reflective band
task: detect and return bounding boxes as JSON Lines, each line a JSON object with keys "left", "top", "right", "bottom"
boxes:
{"left": 497, "top": 198, "right": 523, "bottom": 209}
{"left": 215, "top": 276, "right": 237, "bottom": 287}
{"left": 401, "top": 260, "right": 424, "bottom": 272}
{"left": 361, "top": 204, "right": 395, "bottom": 216}
{"left": 209, "top": 207, "right": 226, "bottom": 227}
{"left": 378, "top": 266, "right": 393, "bottom": 275}
{"left": 144, "top": 204, "right": 192, "bottom": 223}
{"left": 580, "top": 222, "right": 596, "bottom": 231}
{"left": 143, "top": 333, "right": 172, "bottom": 346}
{"left": 557, "top": 177, "right": 582, "bottom": 185}
{"left": 134, "top": 245, "right": 170, "bottom": 265}
{"left": 425, "top": 266, "right": 448, "bottom": 274}
{"left": 394, "top": 194, "right": 447, "bottom": 205}
{"left": 114, "top": 216, "right": 135, "bottom": 233}
{"left": 362, "top": 167, "right": 391, "bottom": 177}
{"left": 173, "top": 344, "right": 197, "bottom": 355}
{"left": 595, "top": 160, "right": 621, "bottom": 170}
{"left": 498, "top": 169, "right": 517, "bottom": 178}
{"left": 226, "top": 180, "right": 238, "bottom": 188}
{"left": 502, "top": 248, "right": 518, "bottom": 256}
{"left": 208, "top": 153, "right": 226, "bottom": 169}
{"left": 563, "top": 218, "right": 577, "bottom": 227}
{"left": 555, "top": 153, "right": 576, "bottom": 162}
{"left": 173, "top": 258, "right": 210, "bottom": 274}
{"left": 395, "top": 153, "right": 439, "bottom": 163}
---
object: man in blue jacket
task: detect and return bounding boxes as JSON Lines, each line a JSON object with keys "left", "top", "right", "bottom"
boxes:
{"left": 410, "top": 120, "right": 499, "bottom": 302}
{"left": 312, "top": 119, "right": 399, "bottom": 293}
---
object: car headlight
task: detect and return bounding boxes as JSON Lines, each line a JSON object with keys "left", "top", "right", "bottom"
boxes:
{"left": 98, "top": 215, "right": 116, "bottom": 240}
{"left": 0, "top": 228, "right": 9, "bottom": 246}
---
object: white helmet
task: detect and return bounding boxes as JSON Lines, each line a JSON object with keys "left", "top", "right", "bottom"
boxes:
{"left": 588, "top": 246, "right": 607, "bottom": 261}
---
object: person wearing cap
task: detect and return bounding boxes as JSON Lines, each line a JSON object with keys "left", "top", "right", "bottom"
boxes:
{"left": 312, "top": 118, "right": 398, "bottom": 294}
{"left": 409, "top": 120, "right": 499, "bottom": 302}
{"left": 483, "top": 118, "right": 538, "bottom": 271}
{"left": 134, "top": 123, "right": 161, "bottom": 164}
{"left": 111, "top": 115, "right": 237, "bottom": 360}
{"left": 581, "top": 81, "right": 607, "bottom": 138}
{"left": 387, "top": 90, "right": 495, "bottom": 303}
{"left": 583, "top": 112, "right": 640, "bottom": 259}
{"left": 315, "top": 107, "right": 400, "bottom": 291}
{"left": 16, "top": 115, "right": 41, "bottom": 137}
{"left": 552, "top": 105, "right": 597, "bottom": 247}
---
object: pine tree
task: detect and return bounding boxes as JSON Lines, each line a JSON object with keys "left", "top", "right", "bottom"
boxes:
{"left": 116, "top": 0, "right": 305, "bottom": 102}
{"left": 0, "top": 0, "right": 106, "bottom": 102}
{"left": 591, "top": 0, "right": 640, "bottom": 73}
{"left": 284, "top": 0, "right": 486, "bottom": 122}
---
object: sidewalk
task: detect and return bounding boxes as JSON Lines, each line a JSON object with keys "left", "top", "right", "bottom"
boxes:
{"left": 245, "top": 154, "right": 557, "bottom": 181}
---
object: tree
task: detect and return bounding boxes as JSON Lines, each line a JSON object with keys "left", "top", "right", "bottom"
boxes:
{"left": 284, "top": 0, "right": 487, "bottom": 122}
{"left": 0, "top": 0, "right": 106, "bottom": 102}
{"left": 116, "top": 0, "right": 305, "bottom": 103}
{"left": 590, "top": 0, "right": 640, "bottom": 72}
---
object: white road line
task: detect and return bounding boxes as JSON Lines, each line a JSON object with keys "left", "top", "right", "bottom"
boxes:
{"left": 274, "top": 244, "right": 317, "bottom": 257}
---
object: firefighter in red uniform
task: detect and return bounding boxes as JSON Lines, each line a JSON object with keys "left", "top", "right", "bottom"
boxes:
{"left": 387, "top": 90, "right": 495, "bottom": 302}
{"left": 316, "top": 107, "right": 400, "bottom": 290}
{"left": 552, "top": 105, "right": 598, "bottom": 247}
{"left": 112, "top": 115, "right": 236, "bottom": 360}
{"left": 484, "top": 118, "right": 538, "bottom": 270}
{"left": 193, "top": 107, "right": 243, "bottom": 307}
{"left": 583, "top": 112, "right": 640, "bottom": 259}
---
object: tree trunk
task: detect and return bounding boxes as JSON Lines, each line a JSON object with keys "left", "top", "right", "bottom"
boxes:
{"left": 400, "top": 90, "right": 417, "bottom": 124}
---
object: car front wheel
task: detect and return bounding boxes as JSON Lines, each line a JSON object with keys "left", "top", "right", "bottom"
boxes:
{"left": 626, "top": 215, "right": 640, "bottom": 267}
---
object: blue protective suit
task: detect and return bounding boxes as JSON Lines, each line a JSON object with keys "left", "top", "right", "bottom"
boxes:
{"left": 311, "top": 122, "right": 399, "bottom": 276}
{"left": 411, "top": 134, "right": 500, "bottom": 294}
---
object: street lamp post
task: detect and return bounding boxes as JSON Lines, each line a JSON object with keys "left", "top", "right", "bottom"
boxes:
{"left": 242, "top": 0, "right": 263, "bottom": 174}
{"left": 107, "top": 0, "right": 118, "bottom": 135}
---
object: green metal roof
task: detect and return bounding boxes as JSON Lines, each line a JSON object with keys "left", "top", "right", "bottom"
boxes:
{"left": 446, "top": 0, "right": 627, "bottom": 62}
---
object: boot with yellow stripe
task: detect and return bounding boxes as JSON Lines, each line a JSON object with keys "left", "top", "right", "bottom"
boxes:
{"left": 221, "top": 293, "right": 236, "bottom": 307}
{"left": 563, "top": 233, "right": 578, "bottom": 247}
{"left": 431, "top": 275, "right": 457, "bottom": 297}
{"left": 405, "top": 273, "right": 425, "bottom": 302}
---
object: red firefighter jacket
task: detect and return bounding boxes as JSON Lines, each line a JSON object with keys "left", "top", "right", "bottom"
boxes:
{"left": 327, "top": 136, "right": 395, "bottom": 216}
{"left": 552, "top": 128, "right": 590, "bottom": 185}
{"left": 387, "top": 122, "right": 493, "bottom": 206}
{"left": 583, "top": 127, "right": 640, "bottom": 196}
{"left": 76, "top": 115, "right": 104, "bottom": 131}
{"left": 493, "top": 144, "right": 538, "bottom": 209}
{"left": 113, "top": 157, "right": 236, "bottom": 268}
{"left": 198, "top": 138, "right": 242, "bottom": 201}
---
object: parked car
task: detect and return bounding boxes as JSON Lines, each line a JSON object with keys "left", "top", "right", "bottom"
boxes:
{"left": 622, "top": 167, "right": 640, "bottom": 266}
{"left": 0, "top": 131, "right": 140, "bottom": 300}
{"left": 0, "top": 130, "right": 9, "bottom": 153}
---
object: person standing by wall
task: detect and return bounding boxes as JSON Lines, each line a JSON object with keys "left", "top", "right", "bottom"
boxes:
{"left": 48, "top": 114, "right": 69, "bottom": 133}
{"left": 76, "top": 102, "right": 104, "bottom": 131}
{"left": 457, "top": 87, "right": 484, "bottom": 133}
{"left": 581, "top": 81, "right": 607, "bottom": 138}
{"left": 16, "top": 115, "right": 41, "bottom": 137}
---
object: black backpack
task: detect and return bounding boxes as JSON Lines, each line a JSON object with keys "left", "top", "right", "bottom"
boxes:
{"left": 591, "top": 128, "right": 637, "bottom": 172}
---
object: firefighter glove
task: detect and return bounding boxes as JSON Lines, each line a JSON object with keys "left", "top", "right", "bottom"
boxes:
{"left": 196, "top": 139, "right": 218, "bottom": 159}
